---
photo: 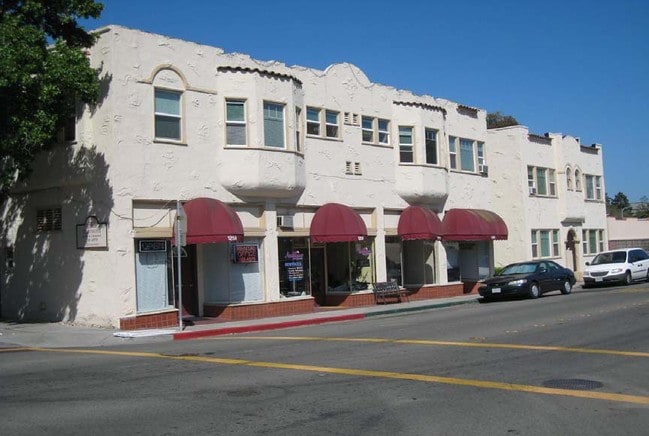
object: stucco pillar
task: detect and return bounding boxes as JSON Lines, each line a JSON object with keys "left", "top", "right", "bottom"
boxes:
{"left": 263, "top": 202, "right": 281, "bottom": 302}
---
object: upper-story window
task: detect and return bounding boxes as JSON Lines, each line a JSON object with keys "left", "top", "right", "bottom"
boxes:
{"left": 477, "top": 142, "right": 485, "bottom": 170}
{"left": 154, "top": 89, "right": 182, "bottom": 141}
{"left": 585, "top": 174, "right": 603, "bottom": 201}
{"left": 225, "top": 99, "right": 246, "bottom": 145}
{"left": 362, "top": 116, "right": 374, "bottom": 143}
{"left": 398, "top": 126, "right": 414, "bottom": 163}
{"left": 425, "top": 128, "right": 438, "bottom": 165}
{"left": 449, "top": 136, "right": 457, "bottom": 169}
{"left": 306, "top": 107, "right": 320, "bottom": 135}
{"left": 574, "top": 169, "right": 582, "bottom": 191}
{"left": 306, "top": 107, "right": 340, "bottom": 139}
{"left": 362, "top": 117, "right": 391, "bottom": 145}
{"left": 449, "top": 136, "right": 483, "bottom": 173}
{"left": 263, "top": 101, "right": 285, "bottom": 148}
{"left": 528, "top": 166, "right": 557, "bottom": 196}
{"left": 459, "top": 138, "right": 474, "bottom": 172}
{"left": 566, "top": 167, "right": 573, "bottom": 190}
{"left": 295, "top": 107, "right": 303, "bottom": 152}
{"left": 325, "top": 110, "right": 339, "bottom": 138}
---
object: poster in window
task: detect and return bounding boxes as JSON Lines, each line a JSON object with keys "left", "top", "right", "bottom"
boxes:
{"left": 232, "top": 244, "right": 259, "bottom": 263}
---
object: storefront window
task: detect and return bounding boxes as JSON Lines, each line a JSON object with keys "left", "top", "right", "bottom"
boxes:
{"left": 326, "top": 239, "right": 375, "bottom": 292}
{"left": 444, "top": 242, "right": 460, "bottom": 282}
{"left": 402, "top": 240, "right": 435, "bottom": 286}
{"left": 278, "top": 237, "right": 310, "bottom": 297}
{"left": 385, "top": 236, "right": 402, "bottom": 285}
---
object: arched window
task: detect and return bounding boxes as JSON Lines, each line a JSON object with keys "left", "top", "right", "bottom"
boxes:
{"left": 151, "top": 66, "right": 187, "bottom": 142}
{"left": 566, "top": 167, "right": 573, "bottom": 190}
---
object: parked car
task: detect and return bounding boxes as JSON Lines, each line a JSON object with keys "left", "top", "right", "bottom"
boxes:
{"left": 582, "top": 248, "right": 649, "bottom": 288}
{"left": 479, "top": 260, "right": 576, "bottom": 301}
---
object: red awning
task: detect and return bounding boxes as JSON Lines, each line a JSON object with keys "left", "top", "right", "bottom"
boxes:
{"left": 310, "top": 203, "right": 367, "bottom": 243}
{"left": 442, "top": 208, "right": 508, "bottom": 241}
{"left": 180, "top": 197, "right": 244, "bottom": 244}
{"left": 398, "top": 206, "right": 443, "bottom": 241}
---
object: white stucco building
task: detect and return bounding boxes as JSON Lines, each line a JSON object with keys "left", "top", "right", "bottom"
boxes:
{"left": 0, "top": 26, "right": 607, "bottom": 329}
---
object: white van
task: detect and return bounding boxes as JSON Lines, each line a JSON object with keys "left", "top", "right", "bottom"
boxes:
{"left": 583, "top": 248, "right": 649, "bottom": 287}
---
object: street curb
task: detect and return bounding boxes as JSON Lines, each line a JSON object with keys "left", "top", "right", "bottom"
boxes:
{"left": 172, "top": 297, "right": 478, "bottom": 341}
{"left": 365, "top": 298, "right": 479, "bottom": 318}
{"left": 173, "top": 313, "right": 365, "bottom": 340}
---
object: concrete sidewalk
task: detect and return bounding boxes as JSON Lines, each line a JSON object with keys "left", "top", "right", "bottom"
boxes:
{"left": 0, "top": 294, "right": 479, "bottom": 348}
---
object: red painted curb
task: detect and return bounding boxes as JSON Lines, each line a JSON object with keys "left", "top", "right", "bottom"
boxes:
{"left": 173, "top": 313, "right": 366, "bottom": 340}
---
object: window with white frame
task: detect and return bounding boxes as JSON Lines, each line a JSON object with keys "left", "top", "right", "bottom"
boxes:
{"left": 362, "top": 116, "right": 374, "bottom": 143}
{"left": 325, "top": 110, "right": 339, "bottom": 138}
{"left": 154, "top": 89, "right": 182, "bottom": 141}
{"left": 295, "top": 107, "right": 302, "bottom": 152}
{"left": 306, "top": 107, "right": 320, "bottom": 135}
{"left": 425, "top": 128, "right": 438, "bottom": 165}
{"left": 361, "top": 116, "right": 391, "bottom": 145}
{"left": 459, "top": 138, "right": 474, "bottom": 172}
{"left": 566, "top": 167, "right": 573, "bottom": 190}
{"left": 449, "top": 136, "right": 457, "bottom": 169}
{"left": 306, "top": 107, "right": 340, "bottom": 139}
{"left": 598, "top": 230, "right": 605, "bottom": 252}
{"left": 582, "top": 229, "right": 605, "bottom": 254}
{"left": 449, "top": 136, "right": 482, "bottom": 173}
{"left": 378, "top": 119, "right": 390, "bottom": 144}
{"left": 585, "top": 174, "right": 603, "bottom": 200}
{"left": 263, "top": 102, "right": 285, "bottom": 148}
{"left": 477, "top": 142, "right": 485, "bottom": 170}
{"left": 549, "top": 170, "right": 556, "bottom": 196}
{"left": 225, "top": 99, "right": 246, "bottom": 145}
{"left": 527, "top": 166, "right": 557, "bottom": 196}
{"left": 531, "top": 229, "right": 559, "bottom": 258}
{"left": 399, "top": 126, "right": 414, "bottom": 163}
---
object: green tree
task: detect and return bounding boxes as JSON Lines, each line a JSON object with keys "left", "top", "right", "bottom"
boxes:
{"left": 635, "top": 196, "right": 649, "bottom": 219}
{"left": 607, "top": 191, "right": 631, "bottom": 218}
{"left": 486, "top": 111, "right": 519, "bottom": 129}
{"left": 0, "top": 0, "right": 103, "bottom": 192}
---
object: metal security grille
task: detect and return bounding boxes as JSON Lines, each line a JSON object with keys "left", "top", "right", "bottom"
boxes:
{"left": 36, "top": 208, "right": 62, "bottom": 231}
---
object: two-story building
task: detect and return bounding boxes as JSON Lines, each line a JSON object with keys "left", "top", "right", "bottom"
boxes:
{"left": 0, "top": 26, "right": 606, "bottom": 329}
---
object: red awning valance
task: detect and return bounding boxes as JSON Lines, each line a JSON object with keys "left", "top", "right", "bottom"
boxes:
{"left": 180, "top": 197, "right": 244, "bottom": 244}
{"left": 310, "top": 203, "right": 367, "bottom": 243}
{"left": 442, "top": 208, "right": 508, "bottom": 241}
{"left": 398, "top": 206, "right": 443, "bottom": 241}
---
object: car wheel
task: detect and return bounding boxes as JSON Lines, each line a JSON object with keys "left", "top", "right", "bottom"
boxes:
{"left": 624, "top": 271, "right": 632, "bottom": 286}
{"left": 582, "top": 282, "right": 591, "bottom": 289}
{"left": 561, "top": 280, "right": 572, "bottom": 295}
{"left": 528, "top": 282, "right": 540, "bottom": 299}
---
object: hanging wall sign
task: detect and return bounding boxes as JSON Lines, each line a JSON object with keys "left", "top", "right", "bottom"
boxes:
{"left": 76, "top": 215, "right": 108, "bottom": 249}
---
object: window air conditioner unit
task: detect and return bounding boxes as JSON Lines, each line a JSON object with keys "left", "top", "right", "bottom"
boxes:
{"left": 529, "top": 187, "right": 537, "bottom": 195}
{"left": 479, "top": 164, "right": 488, "bottom": 175}
{"left": 277, "top": 215, "right": 294, "bottom": 229}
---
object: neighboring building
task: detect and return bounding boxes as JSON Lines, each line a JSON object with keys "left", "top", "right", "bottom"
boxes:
{"left": 0, "top": 26, "right": 606, "bottom": 328}
{"left": 607, "top": 217, "right": 649, "bottom": 251}
{"left": 487, "top": 127, "right": 608, "bottom": 278}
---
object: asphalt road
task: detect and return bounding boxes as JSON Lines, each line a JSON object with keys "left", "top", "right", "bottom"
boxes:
{"left": 2, "top": 283, "right": 648, "bottom": 435}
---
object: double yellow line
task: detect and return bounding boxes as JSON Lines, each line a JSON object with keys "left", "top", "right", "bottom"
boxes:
{"left": 3, "top": 339, "right": 649, "bottom": 406}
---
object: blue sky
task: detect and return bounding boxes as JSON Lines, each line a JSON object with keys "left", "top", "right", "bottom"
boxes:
{"left": 82, "top": 0, "right": 649, "bottom": 202}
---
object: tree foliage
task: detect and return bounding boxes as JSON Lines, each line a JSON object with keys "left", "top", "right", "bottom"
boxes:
{"left": 635, "top": 196, "right": 649, "bottom": 219}
{"left": 0, "top": 0, "right": 103, "bottom": 191}
{"left": 607, "top": 191, "right": 633, "bottom": 218}
{"left": 486, "top": 111, "right": 520, "bottom": 129}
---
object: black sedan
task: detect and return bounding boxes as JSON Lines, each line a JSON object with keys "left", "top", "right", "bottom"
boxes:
{"left": 479, "top": 260, "right": 576, "bottom": 301}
